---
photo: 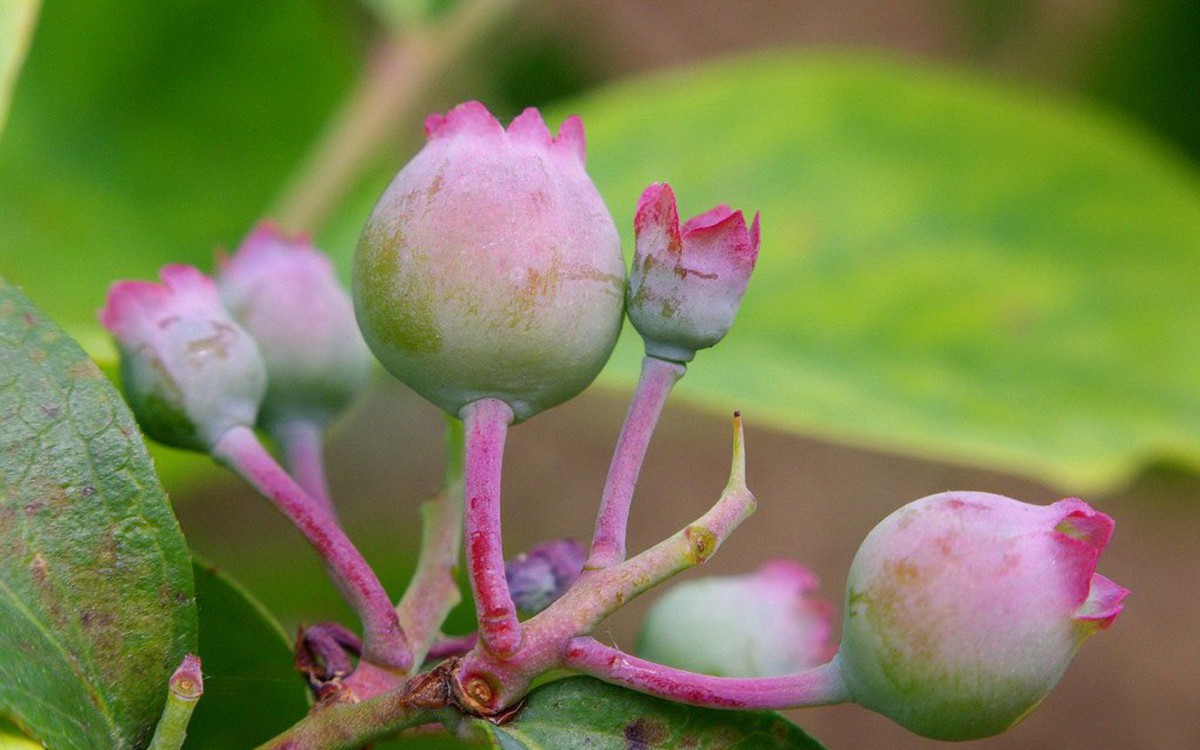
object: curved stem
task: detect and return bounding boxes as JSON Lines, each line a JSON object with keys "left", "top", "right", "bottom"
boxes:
{"left": 213, "top": 425, "right": 412, "bottom": 671}
{"left": 587, "top": 356, "right": 686, "bottom": 569}
{"left": 453, "top": 414, "right": 754, "bottom": 713}
{"left": 395, "top": 416, "right": 467, "bottom": 670}
{"left": 461, "top": 398, "right": 522, "bottom": 658}
{"left": 272, "top": 418, "right": 337, "bottom": 521}
{"left": 556, "top": 413, "right": 754, "bottom": 636}
{"left": 563, "top": 638, "right": 853, "bottom": 710}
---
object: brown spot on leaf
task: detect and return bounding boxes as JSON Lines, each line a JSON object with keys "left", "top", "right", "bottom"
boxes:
{"left": 625, "top": 716, "right": 670, "bottom": 749}
{"left": 68, "top": 360, "right": 102, "bottom": 380}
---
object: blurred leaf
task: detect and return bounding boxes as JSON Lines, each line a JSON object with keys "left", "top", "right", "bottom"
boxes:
{"left": 0, "top": 0, "right": 364, "bottom": 485}
{"left": 184, "top": 560, "right": 310, "bottom": 749}
{"left": 0, "top": 0, "right": 361, "bottom": 350}
{"left": 0, "top": 0, "right": 38, "bottom": 137}
{"left": 557, "top": 52, "right": 1200, "bottom": 493}
{"left": 0, "top": 277, "right": 196, "bottom": 749}
{"left": 472, "top": 676, "right": 826, "bottom": 749}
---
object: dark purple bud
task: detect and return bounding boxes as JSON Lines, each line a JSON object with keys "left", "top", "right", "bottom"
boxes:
{"left": 505, "top": 538, "right": 586, "bottom": 615}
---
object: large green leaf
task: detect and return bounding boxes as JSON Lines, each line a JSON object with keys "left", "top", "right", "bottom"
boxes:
{"left": 0, "top": 0, "right": 38, "bottom": 137}
{"left": 0, "top": 277, "right": 196, "bottom": 749}
{"left": 473, "top": 677, "right": 826, "bottom": 749}
{"left": 562, "top": 52, "right": 1200, "bottom": 492}
{"left": 184, "top": 560, "right": 310, "bottom": 749}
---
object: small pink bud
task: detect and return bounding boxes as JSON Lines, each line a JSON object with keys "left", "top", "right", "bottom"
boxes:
{"left": 505, "top": 538, "right": 586, "bottom": 615}
{"left": 100, "top": 265, "right": 267, "bottom": 451}
{"left": 354, "top": 101, "right": 625, "bottom": 422}
{"left": 627, "top": 183, "right": 760, "bottom": 362}
{"left": 218, "top": 224, "right": 372, "bottom": 427}
{"left": 838, "top": 491, "right": 1128, "bottom": 740}
{"left": 635, "top": 560, "right": 835, "bottom": 678}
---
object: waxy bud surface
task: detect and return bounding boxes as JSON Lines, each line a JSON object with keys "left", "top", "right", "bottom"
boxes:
{"left": 627, "top": 182, "right": 760, "bottom": 362}
{"left": 218, "top": 224, "right": 372, "bottom": 427}
{"left": 838, "top": 491, "right": 1128, "bottom": 740}
{"left": 100, "top": 265, "right": 267, "bottom": 451}
{"left": 636, "top": 560, "right": 835, "bottom": 678}
{"left": 354, "top": 101, "right": 625, "bottom": 422}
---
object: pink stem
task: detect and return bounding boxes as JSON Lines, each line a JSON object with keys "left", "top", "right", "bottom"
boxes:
{"left": 452, "top": 414, "right": 756, "bottom": 714}
{"left": 212, "top": 425, "right": 412, "bottom": 671}
{"left": 564, "top": 637, "right": 852, "bottom": 710}
{"left": 587, "top": 356, "right": 686, "bottom": 569}
{"left": 273, "top": 418, "right": 337, "bottom": 521}
{"left": 461, "top": 398, "right": 522, "bottom": 658}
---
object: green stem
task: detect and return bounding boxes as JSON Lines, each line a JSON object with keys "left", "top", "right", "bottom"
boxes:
{"left": 147, "top": 654, "right": 203, "bottom": 750}
{"left": 395, "top": 416, "right": 467, "bottom": 671}
{"left": 255, "top": 664, "right": 456, "bottom": 750}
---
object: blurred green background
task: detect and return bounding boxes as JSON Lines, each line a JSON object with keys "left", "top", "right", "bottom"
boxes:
{"left": 2, "top": 1, "right": 1199, "bottom": 747}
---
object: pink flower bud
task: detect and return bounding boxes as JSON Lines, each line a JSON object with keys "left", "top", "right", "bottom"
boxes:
{"left": 627, "top": 183, "right": 760, "bottom": 362}
{"left": 838, "top": 491, "right": 1128, "bottom": 740}
{"left": 218, "top": 224, "right": 372, "bottom": 427}
{"left": 635, "top": 560, "right": 836, "bottom": 678}
{"left": 354, "top": 101, "right": 625, "bottom": 422}
{"left": 100, "top": 265, "right": 267, "bottom": 451}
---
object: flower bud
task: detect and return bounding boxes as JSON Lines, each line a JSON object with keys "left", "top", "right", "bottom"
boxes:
{"left": 838, "top": 491, "right": 1128, "bottom": 740}
{"left": 354, "top": 101, "right": 625, "bottom": 422}
{"left": 635, "top": 560, "right": 835, "bottom": 678}
{"left": 627, "top": 183, "right": 760, "bottom": 363}
{"left": 217, "top": 224, "right": 372, "bottom": 428}
{"left": 504, "top": 538, "right": 586, "bottom": 615}
{"left": 100, "top": 265, "right": 267, "bottom": 451}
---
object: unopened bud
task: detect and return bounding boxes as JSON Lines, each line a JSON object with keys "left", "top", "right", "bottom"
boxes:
{"left": 100, "top": 265, "right": 266, "bottom": 451}
{"left": 627, "top": 182, "right": 759, "bottom": 362}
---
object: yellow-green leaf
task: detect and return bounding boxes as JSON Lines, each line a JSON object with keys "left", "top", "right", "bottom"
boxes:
{"left": 565, "top": 52, "right": 1200, "bottom": 492}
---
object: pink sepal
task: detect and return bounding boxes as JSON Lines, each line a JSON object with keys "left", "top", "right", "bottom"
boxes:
{"left": 1075, "top": 573, "right": 1129, "bottom": 632}
{"left": 99, "top": 264, "right": 218, "bottom": 338}
{"left": 219, "top": 222, "right": 332, "bottom": 282}
{"left": 507, "top": 107, "right": 552, "bottom": 148}
{"left": 627, "top": 181, "right": 760, "bottom": 359}
{"left": 425, "top": 100, "right": 504, "bottom": 139}
{"left": 1051, "top": 498, "right": 1116, "bottom": 609}
{"left": 424, "top": 102, "right": 587, "bottom": 168}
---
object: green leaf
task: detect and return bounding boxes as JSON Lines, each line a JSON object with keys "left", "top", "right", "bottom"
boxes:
{"left": 184, "top": 560, "right": 310, "bottom": 749}
{"left": 564, "top": 52, "right": 1200, "bottom": 492}
{"left": 474, "top": 677, "right": 826, "bottom": 750}
{"left": 0, "top": 0, "right": 38, "bottom": 137}
{"left": 0, "top": 277, "right": 196, "bottom": 749}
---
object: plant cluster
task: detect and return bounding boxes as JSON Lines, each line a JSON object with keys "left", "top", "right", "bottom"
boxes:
{"left": 83, "top": 102, "right": 1125, "bottom": 748}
